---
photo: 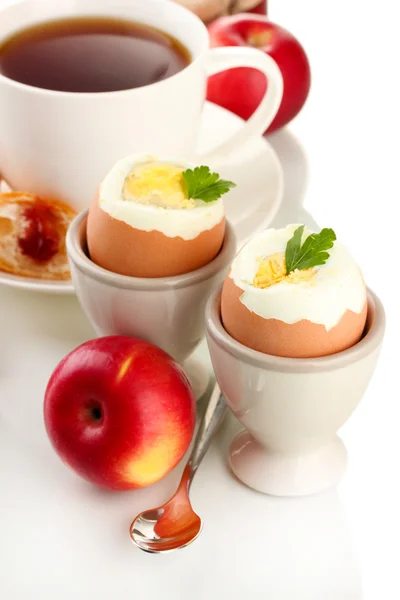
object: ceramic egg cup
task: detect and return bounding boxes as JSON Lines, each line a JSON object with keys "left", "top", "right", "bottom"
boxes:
{"left": 205, "top": 285, "right": 386, "bottom": 497}
{"left": 66, "top": 211, "right": 236, "bottom": 399}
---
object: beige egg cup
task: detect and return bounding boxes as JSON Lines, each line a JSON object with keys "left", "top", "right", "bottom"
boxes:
{"left": 66, "top": 211, "right": 236, "bottom": 399}
{"left": 205, "top": 285, "right": 386, "bottom": 496}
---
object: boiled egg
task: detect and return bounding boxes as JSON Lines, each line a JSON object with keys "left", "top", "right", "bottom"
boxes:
{"left": 87, "top": 154, "right": 226, "bottom": 278}
{"left": 221, "top": 224, "right": 368, "bottom": 358}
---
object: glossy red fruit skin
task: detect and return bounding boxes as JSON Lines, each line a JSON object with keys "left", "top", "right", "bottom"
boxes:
{"left": 206, "top": 14, "right": 311, "bottom": 134}
{"left": 249, "top": 0, "right": 268, "bottom": 15}
{"left": 44, "top": 336, "right": 196, "bottom": 490}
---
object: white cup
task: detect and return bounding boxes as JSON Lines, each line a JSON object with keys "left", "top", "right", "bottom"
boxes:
{"left": 0, "top": 0, "right": 283, "bottom": 212}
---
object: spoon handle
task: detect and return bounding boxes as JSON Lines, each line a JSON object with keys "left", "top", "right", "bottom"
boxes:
{"left": 187, "top": 383, "right": 227, "bottom": 485}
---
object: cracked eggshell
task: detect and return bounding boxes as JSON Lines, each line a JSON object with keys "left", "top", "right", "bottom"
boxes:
{"left": 86, "top": 153, "right": 226, "bottom": 278}
{"left": 87, "top": 191, "right": 225, "bottom": 278}
{"left": 221, "top": 276, "right": 368, "bottom": 358}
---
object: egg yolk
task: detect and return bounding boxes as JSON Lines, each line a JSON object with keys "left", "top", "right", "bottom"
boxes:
{"left": 253, "top": 252, "right": 316, "bottom": 288}
{"left": 122, "top": 162, "right": 196, "bottom": 209}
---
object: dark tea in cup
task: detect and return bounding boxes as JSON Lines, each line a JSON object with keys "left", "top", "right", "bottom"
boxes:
{"left": 0, "top": 16, "right": 191, "bottom": 93}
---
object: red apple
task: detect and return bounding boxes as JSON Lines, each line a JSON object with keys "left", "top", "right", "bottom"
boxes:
{"left": 44, "top": 336, "right": 196, "bottom": 490}
{"left": 248, "top": 0, "right": 267, "bottom": 16}
{"left": 206, "top": 14, "right": 311, "bottom": 134}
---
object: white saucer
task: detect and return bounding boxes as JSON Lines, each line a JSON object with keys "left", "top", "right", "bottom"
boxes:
{"left": 0, "top": 101, "right": 283, "bottom": 294}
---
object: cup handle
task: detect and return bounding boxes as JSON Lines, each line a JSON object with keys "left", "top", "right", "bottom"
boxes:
{"left": 199, "top": 46, "right": 283, "bottom": 161}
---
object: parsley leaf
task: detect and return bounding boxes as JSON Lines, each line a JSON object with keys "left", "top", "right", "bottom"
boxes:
{"left": 182, "top": 166, "right": 236, "bottom": 203}
{"left": 285, "top": 226, "right": 337, "bottom": 273}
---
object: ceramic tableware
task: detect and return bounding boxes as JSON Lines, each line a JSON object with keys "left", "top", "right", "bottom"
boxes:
{"left": 205, "top": 285, "right": 386, "bottom": 496}
{"left": 66, "top": 211, "right": 236, "bottom": 397}
{"left": 0, "top": 0, "right": 283, "bottom": 212}
{"left": 0, "top": 102, "right": 283, "bottom": 294}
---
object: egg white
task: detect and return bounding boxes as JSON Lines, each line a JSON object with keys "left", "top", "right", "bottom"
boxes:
{"left": 98, "top": 154, "right": 225, "bottom": 240}
{"left": 229, "top": 224, "right": 367, "bottom": 330}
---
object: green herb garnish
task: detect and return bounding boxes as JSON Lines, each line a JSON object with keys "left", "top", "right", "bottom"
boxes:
{"left": 285, "top": 225, "right": 336, "bottom": 274}
{"left": 182, "top": 166, "right": 236, "bottom": 203}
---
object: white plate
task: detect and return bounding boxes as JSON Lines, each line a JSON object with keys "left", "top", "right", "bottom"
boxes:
{"left": 0, "top": 101, "right": 283, "bottom": 294}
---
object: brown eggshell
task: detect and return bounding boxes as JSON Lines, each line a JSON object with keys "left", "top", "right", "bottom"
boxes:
{"left": 221, "top": 277, "right": 368, "bottom": 358}
{"left": 86, "top": 191, "right": 225, "bottom": 278}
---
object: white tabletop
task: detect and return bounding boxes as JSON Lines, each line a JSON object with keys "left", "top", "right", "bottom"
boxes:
{"left": 0, "top": 1, "right": 399, "bottom": 599}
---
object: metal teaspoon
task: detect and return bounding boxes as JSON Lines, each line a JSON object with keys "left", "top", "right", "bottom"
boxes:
{"left": 130, "top": 384, "right": 226, "bottom": 553}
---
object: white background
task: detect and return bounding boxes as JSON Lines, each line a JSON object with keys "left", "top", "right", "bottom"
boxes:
{"left": 0, "top": 0, "right": 399, "bottom": 598}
